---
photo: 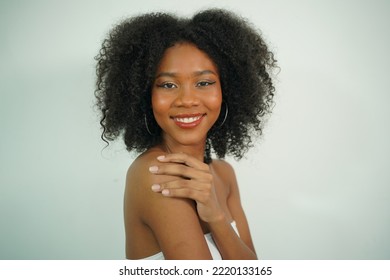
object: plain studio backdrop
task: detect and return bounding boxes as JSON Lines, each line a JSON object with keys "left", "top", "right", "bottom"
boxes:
{"left": 0, "top": 0, "right": 389, "bottom": 259}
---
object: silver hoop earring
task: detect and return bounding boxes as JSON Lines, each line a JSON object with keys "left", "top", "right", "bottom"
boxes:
{"left": 217, "top": 101, "right": 229, "bottom": 128}
{"left": 144, "top": 114, "right": 153, "bottom": 135}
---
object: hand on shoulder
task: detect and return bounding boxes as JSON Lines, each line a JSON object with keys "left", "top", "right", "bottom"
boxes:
{"left": 149, "top": 152, "right": 225, "bottom": 223}
{"left": 125, "top": 149, "right": 214, "bottom": 259}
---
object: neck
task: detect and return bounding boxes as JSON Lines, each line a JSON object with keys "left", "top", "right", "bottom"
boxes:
{"left": 159, "top": 136, "right": 206, "bottom": 163}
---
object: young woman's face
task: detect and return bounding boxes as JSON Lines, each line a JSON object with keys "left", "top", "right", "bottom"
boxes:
{"left": 152, "top": 42, "right": 222, "bottom": 147}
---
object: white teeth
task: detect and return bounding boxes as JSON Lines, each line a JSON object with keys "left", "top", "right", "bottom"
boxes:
{"left": 175, "top": 116, "right": 202, "bottom": 123}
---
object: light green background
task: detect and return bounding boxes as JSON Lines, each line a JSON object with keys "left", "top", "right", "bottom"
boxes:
{"left": 1, "top": 0, "right": 389, "bottom": 259}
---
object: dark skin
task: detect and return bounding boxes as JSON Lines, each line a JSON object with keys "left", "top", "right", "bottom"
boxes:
{"left": 123, "top": 43, "right": 257, "bottom": 259}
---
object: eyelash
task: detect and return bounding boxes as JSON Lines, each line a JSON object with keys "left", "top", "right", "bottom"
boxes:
{"left": 156, "top": 81, "right": 216, "bottom": 89}
{"left": 157, "top": 83, "right": 177, "bottom": 89}
{"left": 196, "top": 81, "right": 216, "bottom": 87}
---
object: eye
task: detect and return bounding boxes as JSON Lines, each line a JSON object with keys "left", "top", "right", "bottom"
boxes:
{"left": 157, "top": 82, "right": 177, "bottom": 89}
{"left": 196, "top": 81, "right": 216, "bottom": 87}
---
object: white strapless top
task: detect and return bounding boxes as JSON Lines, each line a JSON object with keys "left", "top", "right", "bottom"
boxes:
{"left": 138, "top": 221, "right": 239, "bottom": 260}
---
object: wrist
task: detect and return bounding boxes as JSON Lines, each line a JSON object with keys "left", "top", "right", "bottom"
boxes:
{"left": 206, "top": 211, "right": 227, "bottom": 225}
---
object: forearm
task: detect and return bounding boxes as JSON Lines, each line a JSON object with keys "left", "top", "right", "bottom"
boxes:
{"left": 208, "top": 217, "right": 257, "bottom": 260}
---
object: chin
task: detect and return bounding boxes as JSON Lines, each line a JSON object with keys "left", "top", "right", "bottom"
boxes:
{"left": 162, "top": 130, "right": 207, "bottom": 146}
{"left": 174, "top": 135, "right": 207, "bottom": 146}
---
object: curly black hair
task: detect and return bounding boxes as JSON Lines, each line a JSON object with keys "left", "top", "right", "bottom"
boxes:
{"left": 95, "top": 9, "right": 277, "bottom": 163}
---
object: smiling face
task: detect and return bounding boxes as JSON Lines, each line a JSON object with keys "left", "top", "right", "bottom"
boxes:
{"left": 152, "top": 42, "right": 222, "bottom": 148}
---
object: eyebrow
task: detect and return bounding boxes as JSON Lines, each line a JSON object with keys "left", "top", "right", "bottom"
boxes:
{"left": 155, "top": 70, "right": 218, "bottom": 79}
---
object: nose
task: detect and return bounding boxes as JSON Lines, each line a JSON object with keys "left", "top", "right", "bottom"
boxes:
{"left": 173, "top": 85, "right": 199, "bottom": 107}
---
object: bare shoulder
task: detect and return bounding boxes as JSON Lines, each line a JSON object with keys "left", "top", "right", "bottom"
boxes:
{"left": 211, "top": 159, "right": 235, "bottom": 176}
{"left": 211, "top": 159, "right": 235, "bottom": 173}
{"left": 211, "top": 159, "right": 256, "bottom": 253}
{"left": 124, "top": 149, "right": 166, "bottom": 258}
{"left": 125, "top": 148, "right": 213, "bottom": 259}
{"left": 126, "top": 148, "right": 162, "bottom": 179}
{"left": 125, "top": 147, "right": 177, "bottom": 192}
{"left": 125, "top": 148, "right": 162, "bottom": 189}
{"left": 210, "top": 159, "right": 241, "bottom": 202}
{"left": 210, "top": 159, "right": 237, "bottom": 189}
{"left": 125, "top": 147, "right": 174, "bottom": 222}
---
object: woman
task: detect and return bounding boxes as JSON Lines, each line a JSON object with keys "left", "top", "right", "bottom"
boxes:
{"left": 95, "top": 9, "right": 276, "bottom": 259}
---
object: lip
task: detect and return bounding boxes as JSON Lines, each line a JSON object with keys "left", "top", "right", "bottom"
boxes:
{"left": 171, "top": 113, "right": 206, "bottom": 129}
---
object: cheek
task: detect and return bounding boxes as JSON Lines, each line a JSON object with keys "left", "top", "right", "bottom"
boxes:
{"left": 151, "top": 93, "right": 171, "bottom": 115}
{"left": 207, "top": 89, "right": 223, "bottom": 111}
{"left": 213, "top": 94, "right": 223, "bottom": 107}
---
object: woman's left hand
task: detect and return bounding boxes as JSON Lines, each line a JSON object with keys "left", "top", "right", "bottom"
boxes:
{"left": 149, "top": 153, "right": 225, "bottom": 223}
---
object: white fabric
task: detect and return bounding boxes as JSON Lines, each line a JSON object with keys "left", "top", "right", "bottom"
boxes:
{"left": 138, "top": 221, "right": 239, "bottom": 260}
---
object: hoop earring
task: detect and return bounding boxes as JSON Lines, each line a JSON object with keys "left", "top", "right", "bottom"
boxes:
{"left": 144, "top": 114, "right": 153, "bottom": 135}
{"left": 217, "top": 101, "right": 228, "bottom": 128}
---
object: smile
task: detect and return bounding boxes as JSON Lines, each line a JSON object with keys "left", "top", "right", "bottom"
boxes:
{"left": 172, "top": 114, "right": 205, "bottom": 128}
{"left": 175, "top": 115, "right": 202, "bottom": 123}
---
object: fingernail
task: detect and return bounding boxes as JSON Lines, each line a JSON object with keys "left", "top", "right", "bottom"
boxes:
{"left": 149, "top": 166, "right": 158, "bottom": 173}
{"left": 157, "top": 155, "right": 165, "bottom": 161}
{"left": 162, "top": 189, "right": 170, "bottom": 196}
{"left": 151, "top": 184, "right": 160, "bottom": 191}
